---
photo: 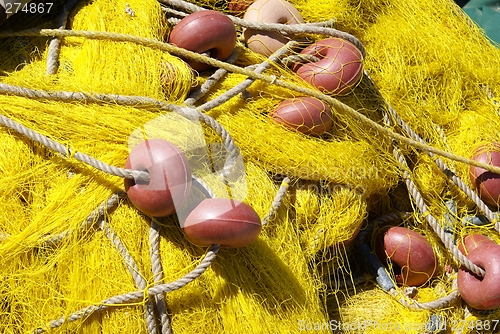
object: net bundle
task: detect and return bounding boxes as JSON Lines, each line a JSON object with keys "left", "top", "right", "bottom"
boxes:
{"left": 0, "top": 0, "right": 499, "bottom": 333}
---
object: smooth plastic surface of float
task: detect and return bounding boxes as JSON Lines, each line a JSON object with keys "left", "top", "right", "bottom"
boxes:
{"left": 168, "top": 10, "right": 237, "bottom": 72}
{"left": 291, "top": 37, "right": 363, "bottom": 95}
{"left": 470, "top": 142, "right": 500, "bottom": 207}
{"left": 270, "top": 96, "right": 333, "bottom": 135}
{"left": 458, "top": 242, "right": 500, "bottom": 310}
{"left": 182, "top": 198, "right": 262, "bottom": 248}
{"left": 376, "top": 226, "right": 437, "bottom": 286}
{"left": 243, "top": 0, "right": 304, "bottom": 57}
{"left": 457, "top": 233, "right": 496, "bottom": 255}
{"left": 124, "top": 139, "right": 192, "bottom": 217}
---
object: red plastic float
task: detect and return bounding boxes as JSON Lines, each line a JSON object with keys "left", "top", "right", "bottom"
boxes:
{"left": 341, "top": 223, "right": 362, "bottom": 247}
{"left": 124, "top": 139, "right": 192, "bottom": 217}
{"left": 458, "top": 242, "right": 500, "bottom": 310}
{"left": 291, "top": 38, "right": 363, "bottom": 95}
{"left": 182, "top": 198, "right": 262, "bottom": 248}
{"left": 270, "top": 96, "right": 333, "bottom": 136}
{"left": 228, "top": 0, "right": 255, "bottom": 15}
{"left": 457, "top": 233, "right": 496, "bottom": 255}
{"left": 168, "top": 10, "right": 237, "bottom": 72}
{"left": 469, "top": 142, "right": 500, "bottom": 207}
{"left": 376, "top": 226, "right": 437, "bottom": 286}
{"left": 243, "top": 0, "right": 304, "bottom": 57}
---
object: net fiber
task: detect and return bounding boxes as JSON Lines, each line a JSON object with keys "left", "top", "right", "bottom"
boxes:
{"left": 0, "top": 0, "right": 500, "bottom": 333}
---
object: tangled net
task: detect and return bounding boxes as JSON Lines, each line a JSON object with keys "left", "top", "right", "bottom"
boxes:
{"left": 1, "top": 0, "right": 500, "bottom": 333}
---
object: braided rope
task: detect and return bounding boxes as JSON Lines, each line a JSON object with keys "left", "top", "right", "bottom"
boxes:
{"left": 160, "top": 5, "right": 188, "bottom": 19}
{"left": 361, "top": 71, "right": 489, "bottom": 277}
{"left": 261, "top": 177, "right": 290, "bottom": 226}
{"left": 33, "top": 192, "right": 165, "bottom": 332}
{"left": 165, "top": 16, "right": 181, "bottom": 25}
{"left": 280, "top": 54, "right": 321, "bottom": 67}
{"left": 99, "top": 219, "right": 159, "bottom": 334}
{"left": 40, "top": 192, "right": 126, "bottom": 248}
{"left": 0, "top": 114, "right": 149, "bottom": 182}
{"left": 192, "top": 111, "right": 239, "bottom": 180}
{"left": 185, "top": 48, "right": 241, "bottom": 106}
{"left": 149, "top": 220, "right": 172, "bottom": 334}
{"left": 385, "top": 104, "right": 499, "bottom": 231}
{"left": 0, "top": 4, "right": 397, "bottom": 333}
{"left": 46, "top": 0, "right": 82, "bottom": 75}
{"left": 435, "top": 124, "right": 456, "bottom": 172}
{"left": 156, "top": 0, "right": 364, "bottom": 56}
{"left": 1, "top": 30, "right": 499, "bottom": 176}
{"left": 2, "top": 21, "right": 296, "bottom": 331}
{"left": 1, "top": 4, "right": 493, "bottom": 330}
{"left": 383, "top": 112, "right": 486, "bottom": 277}
{"left": 191, "top": 175, "right": 217, "bottom": 199}
{"left": 0, "top": 86, "right": 239, "bottom": 182}
{"left": 363, "top": 71, "right": 498, "bottom": 231}
{"left": 389, "top": 287, "right": 460, "bottom": 311}
{"left": 197, "top": 40, "right": 300, "bottom": 112}
{"left": 32, "top": 244, "right": 220, "bottom": 333}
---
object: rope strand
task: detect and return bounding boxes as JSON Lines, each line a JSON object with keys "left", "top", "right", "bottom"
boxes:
{"left": 149, "top": 220, "right": 172, "bottom": 334}
{"left": 1, "top": 30, "right": 499, "bottom": 176}
{"left": 0, "top": 114, "right": 149, "bottom": 182}
{"left": 32, "top": 244, "right": 220, "bottom": 333}
{"left": 156, "top": 0, "right": 362, "bottom": 55}
{"left": 46, "top": 0, "right": 82, "bottom": 75}
{"left": 99, "top": 219, "right": 159, "bottom": 334}
{"left": 40, "top": 192, "right": 126, "bottom": 248}
{"left": 383, "top": 112, "right": 486, "bottom": 277}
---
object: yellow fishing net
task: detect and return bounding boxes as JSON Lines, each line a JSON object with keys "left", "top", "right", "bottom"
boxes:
{"left": 0, "top": 0, "right": 500, "bottom": 333}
